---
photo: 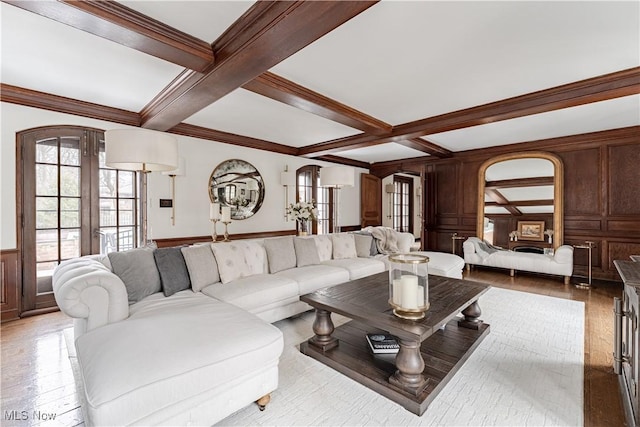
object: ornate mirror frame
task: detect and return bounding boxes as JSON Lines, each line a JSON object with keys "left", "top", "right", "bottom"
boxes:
{"left": 476, "top": 151, "right": 564, "bottom": 248}
{"left": 208, "top": 159, "right": 265, "bottom": 220}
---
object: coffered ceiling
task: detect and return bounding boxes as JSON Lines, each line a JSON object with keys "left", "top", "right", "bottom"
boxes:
{"left": 1, "top": 1, "right": 638, "bottom": 166}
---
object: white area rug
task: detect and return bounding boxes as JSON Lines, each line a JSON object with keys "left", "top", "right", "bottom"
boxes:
{"left": 219, "top": 288, "right": 584, "bottom": 426}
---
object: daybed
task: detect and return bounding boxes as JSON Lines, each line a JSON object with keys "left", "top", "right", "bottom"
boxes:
{"left": 53, "top": 229, "right": 465, "bottom": 426}
{"left": 463, "top": 237, "right": 574, "bottom": 284}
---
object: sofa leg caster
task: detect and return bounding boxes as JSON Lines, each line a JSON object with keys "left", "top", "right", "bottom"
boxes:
{"left": 564, "top": 276, "right": 570, "bottom": 285}
{"left": 257, "top": 394, "right": 271, "bottom": 411}
{"left": 510, "top": 269, "right": 515, "bottom": 277}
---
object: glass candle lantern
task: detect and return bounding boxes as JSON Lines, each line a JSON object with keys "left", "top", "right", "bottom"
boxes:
{"left": 388, "top": 254, "right": 430, "bottom": 320}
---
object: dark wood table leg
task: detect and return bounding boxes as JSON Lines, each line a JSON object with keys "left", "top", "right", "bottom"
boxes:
{"left": 388, "top": 339, "right": 429, "bottom": 396}
{"left": 458, "top": 300, "right": 484, "bottom": 330}
{"left": 309, "top": 309, "right": 338, "bottom": 351}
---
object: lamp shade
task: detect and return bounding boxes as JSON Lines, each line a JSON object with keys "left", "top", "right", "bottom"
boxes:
{"left": 162, "top": 157, "right": 186, "bottom": 176}
{"left": 280, "top": 171, "right": 296, "bottom": 187}
{"left": 320, "top": 166, "right": 355, "bottom": 188}
{"left": 105, "top": 128, "right": 178, "bottom": 172}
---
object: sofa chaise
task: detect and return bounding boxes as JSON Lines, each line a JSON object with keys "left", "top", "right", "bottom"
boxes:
{"left": 53, "top": 230, "right": 465, "bottom": 426}
{"left": 463, "top": 237, "right": 574, "bottom": 284}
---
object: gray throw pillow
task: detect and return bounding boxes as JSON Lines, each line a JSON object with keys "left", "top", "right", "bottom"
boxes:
{"left": 108, "top": 247, "right": 161, "bottom": 304}
{"left": 293, "top": 237, "right": 321, "bottom": 267}
{"left": 353, "top": 233, "right": 374, "bottom": 258}
{"left": 153, "top": 247, "right": 191, "bottom": 297}
{"left": 354, "top": 231, "right": 378, "bottom": 255}
{"left": 181, "top": 244, "right": 220, "bottom": 292}
{"left": 264, "top": 236, "right": 297, "bottom": 274}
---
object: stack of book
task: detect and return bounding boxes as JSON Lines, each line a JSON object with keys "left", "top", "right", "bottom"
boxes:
{"left": 365, "top": 333, "right": 399, "bottom": 354}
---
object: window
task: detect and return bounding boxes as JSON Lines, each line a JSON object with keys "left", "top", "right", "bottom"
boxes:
{"left": 393, "top": 176, "right": 413, "bottom": 233}
{"left": 296, "top": 165, "right": 333, "bottom": 234}
{"left": 19, "top": 126, "right": 140, "bottom": 313}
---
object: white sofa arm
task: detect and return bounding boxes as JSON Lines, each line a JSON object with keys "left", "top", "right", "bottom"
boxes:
{"left": 53, "top": 257, "right": 129, "bottom": 337}
{"left": 554, "top": 245, "right": 574, "bottom": 264}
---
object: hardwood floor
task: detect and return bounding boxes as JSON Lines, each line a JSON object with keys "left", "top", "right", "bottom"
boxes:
{"left": 0, "top": 269, "right": 627, "bottom": 426}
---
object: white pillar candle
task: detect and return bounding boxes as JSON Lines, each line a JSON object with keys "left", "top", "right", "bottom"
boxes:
{"left": 221, "top": 206, "right": 231, "bottom": 222}
{"left": 210, "top": 203, "right": 219, "bottom": 220}
{"left": 401, "top": 275, "right": 419, "bottom": 309}
{"left": 392, "top": 279, "right": 403, "bottom": 305}
{"left": 417, "top": 285, "right": 425, "bottom": 307}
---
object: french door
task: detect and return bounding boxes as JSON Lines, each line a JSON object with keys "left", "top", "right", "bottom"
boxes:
{"left": 296, "top": 165, "right": 333, "bottom": 234}
{"left": 19, "top": 126, "right": 140, "bottom": 314}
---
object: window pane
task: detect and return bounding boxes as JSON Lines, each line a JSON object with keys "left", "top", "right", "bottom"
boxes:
{"left": 100, "top": 199, "right": 117, "bottom": 226}
{"left": 99, "top": 227, "right": 118, "bottom": 254}
{"left": 36, "top": 197, "right": 57, "bottom": 229}
{"left": 36, "top": 261, "right": 58, "bottom": 278}
{"left": 35, "top": 139, "right": 58, "bottom": 164}
{"left": 36, "top": 164, "right": 58, "bottom": 196}
{"left": 60, "top": 229, "right": 80, "bottom": 259}
{"left": 36, "top": 229, "right": 58, "bottom": 262}
{"left": 118, "top": 199, "right": 134, "bottom": 226}
{"left": 118, "top": 171, "right": 135, "bottom": 197}
{"left": 118, "top": 227, "right": 135, "bottom": 251}
{"left": 100, "top": 169, "right": 117, "bottom": 197}
{"left": 60, "top": 197, "right": 80, "bottom": 228}
{"left": 60, "top": 166, "right": 80, "bottom": 197}
{"left": 60, "top": 137, "right": 80, "bottom": 166}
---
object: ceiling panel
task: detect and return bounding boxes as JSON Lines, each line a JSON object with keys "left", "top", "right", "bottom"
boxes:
{"left": 485, "top": 207, "right": 511, "bottom": 215}
{"left": 272, "top": 1, "right": 639, "bottom": 125}
{"left": 499, "top": 186, "right": 554, "bottom": 201}
{"left": 183, "top": 89, "right": 359, "bottom": 147}
{"left": 486, "top": 158, "right": 554, "bottom": 181}
{"left": 519, "top": 206, "right": 554, "bottom": 214}
{"left": 429, "top": 94, "right": 640, "bottom": 152}
{"left": 0, "top": 3, "right": 183, "bottom": 112}
{"left": 336, "top": 143, "right": 429, "bottom": 164}
{"left": 120, "top": 1, "right": 252, "bottom": 43}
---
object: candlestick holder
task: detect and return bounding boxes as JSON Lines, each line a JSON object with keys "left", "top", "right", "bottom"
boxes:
{"left": 388, "top": 254, "right": 430, "bottom": 320}
{"left": 210, "top": 218, "right": 219, "bottom": 242}
{"left": 222, "top": 221, "right": 231, "bottom": 242}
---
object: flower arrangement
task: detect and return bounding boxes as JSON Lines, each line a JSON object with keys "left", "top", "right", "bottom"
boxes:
{"left": 509, "top": 231, "right": 518, "bottom": 241}
{"left": 544, "top": 229, "right": 554, "bottom": 243}
{"left": 286, "top": 200, "right": 318, "bottom": 223}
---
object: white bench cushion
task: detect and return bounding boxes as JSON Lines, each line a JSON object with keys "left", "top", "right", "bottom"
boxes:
{"left": 75, "top": 292, "right": 283, "bottom": 426}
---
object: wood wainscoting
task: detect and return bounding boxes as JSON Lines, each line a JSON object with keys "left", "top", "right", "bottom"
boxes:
{"left": 371, "top": 126, "right": 640, "bottom": 281}
{"left": 1, "top": 249, "right": 20, "bottom": 322}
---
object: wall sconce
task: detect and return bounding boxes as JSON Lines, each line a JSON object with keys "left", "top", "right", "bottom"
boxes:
{"left": 280, "top": 165, "right": 296, "bottom": 221}
{"left": 385, "top": 183, "right": 395, "bottom": 220}
{"left": 162, "top": 157, "right": 186, "bottom": 226}
{"left": 320, "top": 166, "right": 355, "bottom": 233}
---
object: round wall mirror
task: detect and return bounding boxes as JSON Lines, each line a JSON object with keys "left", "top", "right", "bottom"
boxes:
{"left": 208, "top": 159, "right": 265, "bottom": 220}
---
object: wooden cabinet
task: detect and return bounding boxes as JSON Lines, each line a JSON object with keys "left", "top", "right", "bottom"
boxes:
{"left": 614, "top": 259, "right": 640, "bottom": 427}
{"left": 1, "top": 250, "right": 20, "bottom": 322}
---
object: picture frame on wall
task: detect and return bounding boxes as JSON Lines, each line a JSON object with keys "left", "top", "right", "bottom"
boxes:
{"left": 517, "top": 221, "right": 545, "bottom": 241}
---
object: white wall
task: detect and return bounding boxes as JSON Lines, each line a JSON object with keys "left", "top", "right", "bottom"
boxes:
{"left": 0, "top": 102, "right": 368, "bottom": 249}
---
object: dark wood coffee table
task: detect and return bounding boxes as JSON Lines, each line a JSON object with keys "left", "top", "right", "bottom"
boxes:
{"left": 300, "top": 271, "right": 490, "bottom": 415}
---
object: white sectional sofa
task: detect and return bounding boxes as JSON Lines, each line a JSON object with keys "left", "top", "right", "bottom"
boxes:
{"left": 53, "top": 230, "right": 465, "bottom": 426}
{"left": 463, "top": 237, "right": 574, "bottom": 284}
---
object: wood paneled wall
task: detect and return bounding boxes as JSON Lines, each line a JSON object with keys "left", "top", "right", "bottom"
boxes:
{"left": 1, "top": 250, "right": 20, "bottom": 322}
{"left": 372, "top": 127, "right": 640, "bottom": 281}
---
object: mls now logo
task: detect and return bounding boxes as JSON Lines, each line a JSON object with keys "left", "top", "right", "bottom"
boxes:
{"left": 4, "top": 410, "right": 57, "bottom": 421}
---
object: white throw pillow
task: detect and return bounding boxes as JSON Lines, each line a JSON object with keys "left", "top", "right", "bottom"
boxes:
{"left": 332, "top": 234, "right": 357, "bottom": 260}
{"left": 314, "top": 235, "right": 333, "bottom": 262}
{"left": 211, "top": 241, "right": 266, "bottom": 284}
